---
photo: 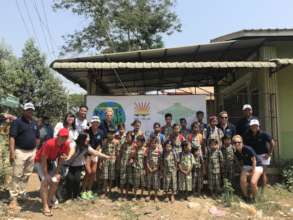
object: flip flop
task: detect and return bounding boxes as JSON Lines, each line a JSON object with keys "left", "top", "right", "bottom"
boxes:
{"left": 43, "top": 210, "right": 53, "bottom": 217}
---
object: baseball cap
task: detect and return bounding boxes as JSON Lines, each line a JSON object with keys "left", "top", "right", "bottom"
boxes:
{"left": 242, "top": 104, "right": 252, "bottom": 111}
{"left": 23, "top": 102, "right": 35, "bottom": 111}
{"left": 249, "top": 119, "right": 260, "bottom": 126}
{"left": 91, "top": 115, "right": 101, "bottom": 123}
{"left": 58, "top": 128, "right": 69, "bottom": 137}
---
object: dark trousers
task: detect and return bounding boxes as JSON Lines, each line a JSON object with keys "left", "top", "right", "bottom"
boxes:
{"left": 66, "top": 166, "right": 83, "bottom": 199}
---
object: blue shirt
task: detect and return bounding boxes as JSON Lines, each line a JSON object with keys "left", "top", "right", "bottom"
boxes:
{"left": 235, "top": 145, "right": 262, "bottom": 166}
{"left": 243, "top": 130, "right": 272, "bottom": 154}
{"left": 99, "top": 120, "right": 116, "bottom": 136}
{"left": 218, "top": 122, "right": 236, "bottom": 138}
{"left": 236, "top": 116, "right": 256, "bottom": 137}
{"left": 88, "top": 128, "right": 104, "bottom": 149}
{"left": 10, "top": 116, "right": 40, "bottom": 150}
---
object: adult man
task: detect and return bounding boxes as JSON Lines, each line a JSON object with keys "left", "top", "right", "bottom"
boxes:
{"left": 9, "top": 102, "right": 40, "bottom": 209}
{"left": 161, "top": 113, "right": 173, "bottom": 139}
{"left": 218, "top": 111, "right": 236, "bottom": 138}
{"left": 233, "top": 135, "right": 263, "bottom": 203}
{"left": 99, "top": 107, "right": 116, "bottom": 136}
{"left": 243, "top": 119, "right": 275, "bottom": 186}
{"left": 75, "top": 105, "right": 88, "bottom": 134}
{"left": 195, "top": 111, "right": 207, "bottom": 133}
{"left": 34, "top": 128, "right": 70, "bottom": 216}
{"left": 236, "top": 104, "right": 254, "bottom": 137}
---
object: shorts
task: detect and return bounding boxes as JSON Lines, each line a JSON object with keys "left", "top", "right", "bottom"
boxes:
{"left": 242, "top": 165, "right": 263, "bottom": 174}
{"left": 35, "top": 162, "right": 57, "bottom": 182}
{"left": 257, "top": 154, "right": 271, "bottom": 166}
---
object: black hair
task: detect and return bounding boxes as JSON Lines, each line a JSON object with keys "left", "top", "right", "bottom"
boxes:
{"left": 76, "top": 133, "right": 88, "bottom": 151}
{"left": 222, "top": 135, "right": 232, "bottom": 141}
{"left": 179, "top": 118, "right": 186, "bottom": 122}
{"left": 165, "top": 113, "right": 172, "bottom": 119}
{"left": 181, "top": 140, "right": 189, "bottom": 148}
{"left": 79, "top": 105, "right": 88, "bottom": 110}
{"left": 117, "top": 123, "right": 125, "bottom": 130}
{"left": 63, "top": 112, "right": 76, "bottom": 130}
{"left": 107, "top": 128, "right": 116, "bottom": 134}
{"left": 153, "top": 122, "right": 161, "bottom": 128}
{"left": 208, "top": 138, "right": 218, "bottom": 145}
{"left": 172, "top": 123, "right": 180, "bottom": 129}
{"left": 196, "top": 111, "right": 204, "bottom": 116}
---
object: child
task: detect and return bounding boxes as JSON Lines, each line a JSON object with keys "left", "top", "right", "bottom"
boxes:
{"left": 115, "top": 123, "right": 126, "bottom": 188}
{"left": 130, "top": 135, "right": 146, "bottom": 200}
{"left": 170, "top": 123, "right": 185, "bottom": 155}
{"left": 192, "top": 144, "right": 204, "bottom": 196}
{"left": 207, "top": 139, "right": 224, "bottom": 196}
{"left": 146, "top": 136, "right": 161, "bottom": 202}
{"left": 119, "top": 131, "right": 134, "bottom": 200}
{"left": 221, "top": 136, "right": 235, "bottom": 184}
{"left": 100, "top": 128, "right": 119, "bottom": 197}
{"left": 188, "top": 121, "right": 203, "bottom": 156}
{"left": 179, "top": 118, "right": 190, "bottom": 139}
{"left": 162, "top": 140, "right": 178, "bottom": 203}
{"left": 178, "top": 141, "right": 195, "bottom": 200}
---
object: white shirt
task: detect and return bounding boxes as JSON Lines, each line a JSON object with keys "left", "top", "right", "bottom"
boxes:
{"left": 54, "top": 122, "right": 78, "bottom": 141}
{"left": 75, "top": 118, "right": 88, "bottom": 134}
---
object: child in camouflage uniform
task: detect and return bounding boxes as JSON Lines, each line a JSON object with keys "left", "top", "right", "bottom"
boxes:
{"left": 146, "top": 136, "right": 161, "bottom": 202}
{"left": 101, "top": 128, "right": 119, "bottom": 196}
{"left": 130, "top": 135, "right": 146, "bottom": 200}
{"left": 207, "top": 139, "right": 224, "bottom": 196}
{"left": 161, "top": 140, "right": 178, "bottom": 203}
{"left": 119, "top": 131, "right": 134, "bottom": 200}
{"left": 221, "top": 136, "right": 235, "bottom": 184}
{"left": 178, "top": 141, "right": 195, "bottom": 200}
{"left": 115, "top": 123, "right": 127, "bottom": 187}
{"left": 192, "top": 144, "right": 204, "bottom": 196}
{"left": 170, "top": 123, "right": 185, "bottom": 155}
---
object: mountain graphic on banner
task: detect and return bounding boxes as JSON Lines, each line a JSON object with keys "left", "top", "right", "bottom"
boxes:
{"left": 158, "top": 103, "right": 196, "bottom": 122}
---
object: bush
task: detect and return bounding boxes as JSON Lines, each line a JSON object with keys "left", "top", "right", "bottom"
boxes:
{"left": 281, "top": 160, "right": 293, "bottom": 192}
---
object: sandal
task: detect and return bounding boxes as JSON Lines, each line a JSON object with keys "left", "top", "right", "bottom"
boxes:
{"left": 43, "top": 210, "right": 53, "bottom": 217}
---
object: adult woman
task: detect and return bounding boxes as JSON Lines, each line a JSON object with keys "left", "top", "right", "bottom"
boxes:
{"left": 54, "top": 113, "right": 78, "bottom": 142}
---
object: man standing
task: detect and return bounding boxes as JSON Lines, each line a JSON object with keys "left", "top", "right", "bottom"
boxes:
{"left": 99, "top": 107, "right": 116, "bottom": 136}
{"left": 233, "top": 135, "right": 263, "bottom": 203}
{"left": 9, "top": 102, "right": 40, "bottom": 209}
{"left": 34, "top": 128, "right": 70, "bottom": 216}
{"left": 236, "top": 104, "right": 254, "bottom": 137}
{"left": 195, "top": 111, "right": 207, "bottom": 133}
{"left": 218, "top": 111, "right": 236, "bottom": 138}
{"left": 75, "top": 105, "right": 88, "bottom": 134}
{"left": 243, "top": 119, "right": 275, "bottom": 186}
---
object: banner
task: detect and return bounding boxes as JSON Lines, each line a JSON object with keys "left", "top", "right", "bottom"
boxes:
{"left": 86, "top": 95, "right": 206, "bottom": 137}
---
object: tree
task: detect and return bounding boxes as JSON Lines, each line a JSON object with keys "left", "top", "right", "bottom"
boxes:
{"left": 67, "top": 93, "right": 85, "bottom": 113}
{"left": 16, "top": 39, "right": 68, "bottom": 120}
{"left": 53, "top": 0, "right": 181, "bottom": 54}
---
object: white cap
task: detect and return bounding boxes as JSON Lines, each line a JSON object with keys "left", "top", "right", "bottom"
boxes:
{"left": 91, "top": 115, "right": 101, "bottom": 123}
{"left": 249, "top": 119, "right": 260, "bottom": 126}
{"left": 242, "top": 104, "right": 252, "bottom": 111}
{"left": 23, "top": 102, "right": 35, "bottom": 111}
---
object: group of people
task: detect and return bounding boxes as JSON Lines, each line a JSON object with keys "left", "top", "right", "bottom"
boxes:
{"left": 5, "top": 102, "right": 275, "bottom": 216}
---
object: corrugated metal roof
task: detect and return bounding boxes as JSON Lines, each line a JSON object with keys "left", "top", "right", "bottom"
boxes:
{"left": 211, "top": 28, "right": 293, "bottom": 42}
{"left": 52, "top": 61, "right": 276, "bottom": 69}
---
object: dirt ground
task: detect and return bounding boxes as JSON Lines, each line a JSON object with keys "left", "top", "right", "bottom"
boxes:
{"left": 1, "top": 174, "right": 293, "bottom": 220}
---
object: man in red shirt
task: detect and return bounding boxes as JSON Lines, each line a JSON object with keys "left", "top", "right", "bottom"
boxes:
{"left": 34, "top": 128, "right": 70, "bottom": 216}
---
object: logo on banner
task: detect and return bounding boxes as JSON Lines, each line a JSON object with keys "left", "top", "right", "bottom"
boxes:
{"left": 93, "top": 101, "right": 126, "bottom": 126}
{"left": 134, "top": 101, "right": 150, "bottom": 117}
{"left": 158, "top": 102, "right": 196, "bottom": 123}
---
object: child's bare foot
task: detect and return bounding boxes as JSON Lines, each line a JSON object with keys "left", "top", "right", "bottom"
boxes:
{"left": 145, "top": 196, "right": 150, "bottom": 202}
{"left": 170, "top": 195, "right": 175, "bottom": 203}
{"left": 154, "top": 196, "right": 158, "bottom": 203}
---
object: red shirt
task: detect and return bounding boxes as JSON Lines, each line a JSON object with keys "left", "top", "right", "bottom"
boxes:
{"left": 35, "top": 138, "right": 70, "bottom": 162}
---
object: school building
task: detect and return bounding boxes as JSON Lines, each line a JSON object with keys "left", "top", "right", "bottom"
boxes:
{"left": 51, "top": 28, "right": 293, "bottom": 162}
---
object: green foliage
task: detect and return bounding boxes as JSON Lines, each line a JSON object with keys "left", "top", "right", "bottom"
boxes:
{"left": 222, "top": 178, "right": 234, "bottom": 207}
{"left": 68, "top": 94, "right": 85, "bottom": 113}
{"left": 52, "top": 0, "right": 181, "bottom": 54}
{"left": 281, "top": 160, "right": 293, "bottom": 192}
{"left": 0, "top": 39, "right": 67, "bottom": 121}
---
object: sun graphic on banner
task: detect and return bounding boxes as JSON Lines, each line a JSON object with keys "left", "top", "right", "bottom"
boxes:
{"left": 134, "top": 101, "right": 150, "bottom": 116}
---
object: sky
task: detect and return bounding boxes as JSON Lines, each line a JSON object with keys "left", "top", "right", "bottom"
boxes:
{"left": 1, "top": 0, "right": 293, "bottom": 93}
